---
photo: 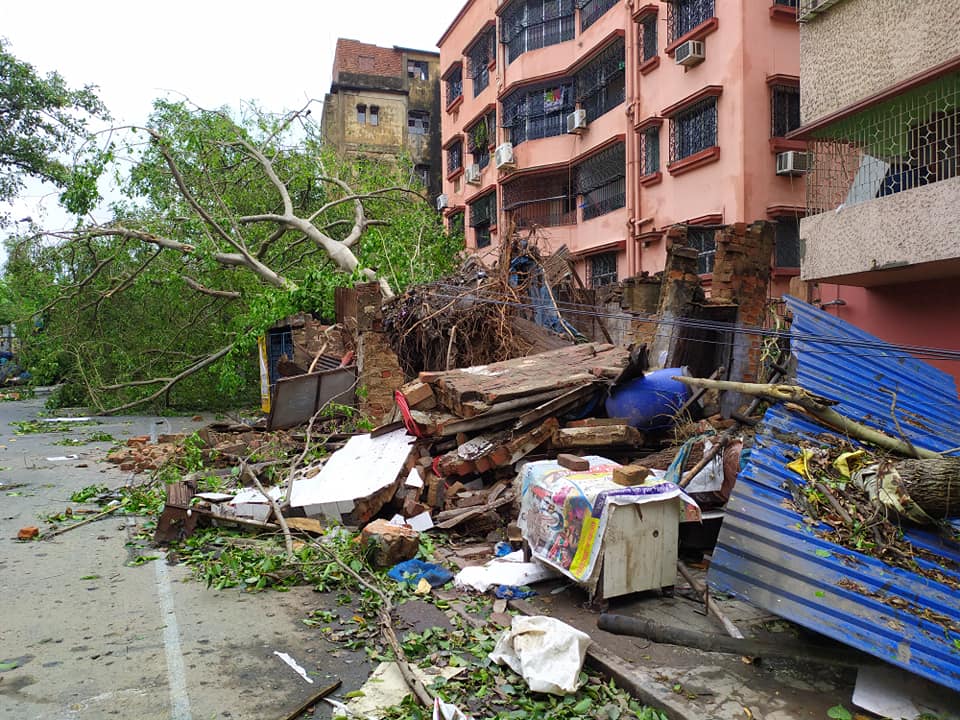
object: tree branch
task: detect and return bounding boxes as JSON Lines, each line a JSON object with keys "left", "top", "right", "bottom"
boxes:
{"left": 183, "top": 276, "right": 241, "bottom": 299}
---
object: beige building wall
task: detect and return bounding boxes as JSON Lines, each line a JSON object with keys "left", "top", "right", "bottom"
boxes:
{"left": 800, "top": 0, "right": 960, "bottom": 122}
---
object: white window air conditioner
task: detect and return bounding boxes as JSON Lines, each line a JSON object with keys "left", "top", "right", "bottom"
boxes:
{"left": 675, "top": 40, "right": 705, "bottom": 67}
{"left": 495, "top": 142, "right": 515, "bottom": 170}
{"left": 436, "top": 193, "right": 449, "bottom": 211}
{"left": 799, "top": 0, "right": 842, "bottom": 22}
{"left": 465, "top": 164, "right": 482, "bottom": 184}
{"left": 566, "top": 109, "right": 588, "bottom": 134}
{"left": 776, "top": 151, "right": 811, "bottom": 176}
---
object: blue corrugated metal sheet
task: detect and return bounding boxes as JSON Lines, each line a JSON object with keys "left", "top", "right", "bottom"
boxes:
{"left": 709, "top": 298, "right": 960, "bottom": 693}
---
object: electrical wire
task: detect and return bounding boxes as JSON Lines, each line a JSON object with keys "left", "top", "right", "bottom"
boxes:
{"left": 417, "top": 284, "right": 960, "bottom": 363}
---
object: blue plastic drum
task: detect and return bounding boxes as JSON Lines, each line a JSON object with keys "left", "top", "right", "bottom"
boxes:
{"left": 605, "top": 367, "right": 691, "bottom": 430}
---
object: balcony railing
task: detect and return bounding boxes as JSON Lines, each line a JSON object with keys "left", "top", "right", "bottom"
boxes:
{"left": 806, "top": 72, "right": 960, "bottom": 215}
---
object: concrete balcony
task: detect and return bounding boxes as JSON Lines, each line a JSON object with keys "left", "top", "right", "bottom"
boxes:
{"left": 800, "top": 175, "right": 960, "bottom": 286}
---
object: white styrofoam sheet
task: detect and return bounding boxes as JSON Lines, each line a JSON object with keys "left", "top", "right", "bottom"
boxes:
{"left": 289, "top": 429, "right": 413, "bottom": 518}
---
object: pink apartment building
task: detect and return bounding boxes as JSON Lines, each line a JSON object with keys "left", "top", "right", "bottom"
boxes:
{"left": 438, "top": 0, "right": 806, "bottom": 294}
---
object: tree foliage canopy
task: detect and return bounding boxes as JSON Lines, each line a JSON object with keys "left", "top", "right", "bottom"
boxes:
{"left": 4, "top": 99, "right": 461, "bottom": 412}
{"left": 0, "top": 38, "right": 108, "bottom": 216}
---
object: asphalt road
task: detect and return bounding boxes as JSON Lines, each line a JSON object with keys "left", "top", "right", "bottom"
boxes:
{"left": 0, "top": 395, "right": 369, "bottom": 720}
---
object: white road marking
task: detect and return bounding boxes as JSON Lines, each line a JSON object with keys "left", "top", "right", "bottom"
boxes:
{"left": 155, "top": 558, "right": 193, "bottom": 720}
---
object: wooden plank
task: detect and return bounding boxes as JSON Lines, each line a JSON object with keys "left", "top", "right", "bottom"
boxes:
{"left": 513, "top": 383, "right": 598, "bottom": 430}
{"left": 600, "top": 501, "right": 679, "bottom": 599}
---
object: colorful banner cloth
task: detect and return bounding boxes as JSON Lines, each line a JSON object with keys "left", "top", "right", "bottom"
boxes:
{"left": 517, "top": 456, "right": 700, "bottom": 592}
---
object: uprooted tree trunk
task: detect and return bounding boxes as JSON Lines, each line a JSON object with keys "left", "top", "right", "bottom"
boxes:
{"left": 675, "top": 377, "right": 943, "bottom": 460}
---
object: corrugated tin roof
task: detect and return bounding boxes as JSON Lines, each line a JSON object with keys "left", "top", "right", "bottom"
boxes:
{"left": 709, "top": 298, "right": 960, "bottom": 693}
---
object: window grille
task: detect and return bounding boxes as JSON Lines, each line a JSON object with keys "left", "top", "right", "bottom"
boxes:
{"left": 666, "top": 0, "right": 714, "bottom": 42}
{"left": 468, "top": 28, "right": 496, "bottom": 96}
{"left": 408, "top": 111, "right": 430, "bottom": 136}
{"left": 469, "top": 192, "right": 497, "bottom": 248}
{"left": 775, "top": 217, "right": 801, "bottom": 268}
{"left": 467, "top": 111, "right": 496, "bottom": 170}
{"left": 641, "top": 126, "right": 660, "bottom": 175}
{"left": 369, "top": 105, "right": 379, "bottom": 127}
{"left": 773, "top": 0, "right": 797, "bottom": 6}
{"left": 502, "top": 172, "right": 576, "bottom": 228}
{"left": 686, "top": 226, "right": 716, "bottom": 274}
{"left": 447, "top": 141, "right": 463, "bottom": 175}
{"left": 640, "top": 15, "right": 657, "bottom": 62}
{"left": 501, "top": 0, "right": 575, "bottom": 65}
{"left": 806, "top": 72, "right": 960, "bottom": 215}
{"left": 576, "top": 142, "right": 626, "bottom": 220}
{"left": 588, "top": 252, "right": 618, "bottom": 288}
{"left": 578, "top": 0, "right": 617, "bottom": 32}
{"left": 446, "top": 67, "right": 463, "bottom": 106}
{"left": 356, "top": 104, "right": 366, "bottom": 124}
{"left": 575, "top": 38, "right": 625, "bottom": 122}
{"left": 502, "top": 81, "right": 575, "bottom": 146}
{"left": 771, "top": 85, "right": 801, "bottom": 138}
{"left": 670, "top": 97, "right": 717, "bottom": 163}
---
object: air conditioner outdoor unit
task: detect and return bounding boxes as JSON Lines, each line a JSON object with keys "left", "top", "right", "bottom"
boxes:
{"left": 566, "top": 109, "right": 588, "bottom": 134}
{"left": 494, "top": 142, "right": 515, "bottom": 170}
{"left": 675, "top": 40, "right": 705, "bottom": 67}
{"left": 465, "top": 164, "right": 482, "bottom": 184}
{"left": 436, "top": 194, "right": 449, "bottom": 211}
{"left": 776, "top": 151, "right": 811, "bottom": 176}
{"left": 799, "top": 0, "right": 842, "bottom": 22}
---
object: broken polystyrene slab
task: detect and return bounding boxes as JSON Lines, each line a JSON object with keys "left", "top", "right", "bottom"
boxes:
{"left": 290, "top": 429, "right": 413, "bottom": 521}
{"left": 195, "top": 492, "right": 234, "bottom": 503}
{"left": 405, "top": 467, "right": 424, "bottom": 489}
{"left": 405, "top": 511, "right": 434, "bottom": 532}
{"left": 227, "top": 486, "right": 282, "bottom": 522}
{"left": 273, "top": 651, "right": 313, "bottom": 684}
{"left": 45, "top": 454, "right": 80, "bottom": 461}
{"left": 454, "top": 552, "right": 558, "bottom": 593}
{"left": 40, "top": 417, "right": 92, "bottom": 423}
{"left": 489, "top": 616, "right": 591, "bottom": 695}
{"left": 332, "top": 662, "right": 464, "bottom": 719}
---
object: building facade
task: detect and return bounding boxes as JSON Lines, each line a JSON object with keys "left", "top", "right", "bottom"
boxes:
{"left": 437, "top": 0, "right": 805, "bottom": 293}
{"left": 322, "top": 39, "right": 443, "bottom": 197}
{"left": 794, "top": 0, "right": 960, "bottom": 381}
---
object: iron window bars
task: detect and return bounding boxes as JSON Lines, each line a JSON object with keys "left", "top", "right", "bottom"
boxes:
{"left": 640, "top": 14, "right": 657, "bottom": 63}
{"left": 669, "top": 97, "right": 717, "bottom": 163}
{"left": 446, "top": 66, "right": 463, "bottom": 107}
{"left": 576, "top": 142, "right": 626, "bottom": 220}
{"left": 467, "top": 111, "right": 496, "bottom": 170}
{"left": 588, "top": 251, "right": 618, "bottom": 288}
{"left": 771, "top": 85, "right": 801, "bottom": 138}
{"left": 502, "top": 172, "right": 576, "bottom": 228}
{"left": 575, "top": 38, "right": 626, "bottom": 122}
{"left": 578, "top": 0, "right": 618, "bottom": 32}
{"left": 502, "top": 81, "right": 576, "bottom": 146}
{"left": 686, "top": 226, "right": 716, "bottom": 274}
{"left": 468, "top": 27, "right": 497, "bottom": 97}
{"left": 408, "top": 111, "right": 430, "bottom": 135}
{"left": 641, "top": 126, "right": 660, "bottom": 175}
{"left": 469, "top": 191, "right": 497, "bottom": 248}
{"left": 501, "top": 0, "right": 576, "bottom": 65}
{"left": 447, "top": 140, "right": 463, "bottom": 175}
{"left": 666, "top": 0, "right": 714, "bottom": 42}
{"left": 806, "top": 71, "right": 960, "bottom": 215}
{"left": 775, "top": 217, "right": 801, "bottom": 268}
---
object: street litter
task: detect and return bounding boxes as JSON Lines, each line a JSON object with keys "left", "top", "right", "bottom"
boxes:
{"left": 332, "top": 662, "right": 463, "bottom": 719}
{"left": 489, "top": 616, "right": 591, "bottom": 695}
{"left": 273, "top": 650, "right": 313, "bottom": 684}
{"left": 454, "top": 550, "right": 558, "bottom": 593}
{"left": 386, "top": 559, "right": 453, "bottom": 588}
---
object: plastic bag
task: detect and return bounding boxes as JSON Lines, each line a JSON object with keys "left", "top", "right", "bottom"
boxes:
{"left": 488, "top": 616, "right": 591, "bottom": 695}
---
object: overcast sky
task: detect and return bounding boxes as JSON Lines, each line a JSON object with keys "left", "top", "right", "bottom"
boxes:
{"left": 2, "top": 0, "right": 460, "bottom": 231}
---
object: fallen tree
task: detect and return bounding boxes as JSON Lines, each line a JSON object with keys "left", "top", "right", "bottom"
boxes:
{"left": 5, "top": 99, "right": 460, "bottom": 412}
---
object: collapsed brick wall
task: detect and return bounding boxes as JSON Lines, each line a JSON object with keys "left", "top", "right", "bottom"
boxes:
{"left": 649, "top": 228, "right": 705, "bottom": 367}
{"left": 353, "top": 283, "right": 405, "bottom": 423}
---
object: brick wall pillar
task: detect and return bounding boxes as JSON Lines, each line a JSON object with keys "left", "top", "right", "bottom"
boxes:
{"left": 354, "top": 282, "right": 405, "bottom": 423}
{"left": 649, "top": 227, "right": 705, "bottom": 367}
